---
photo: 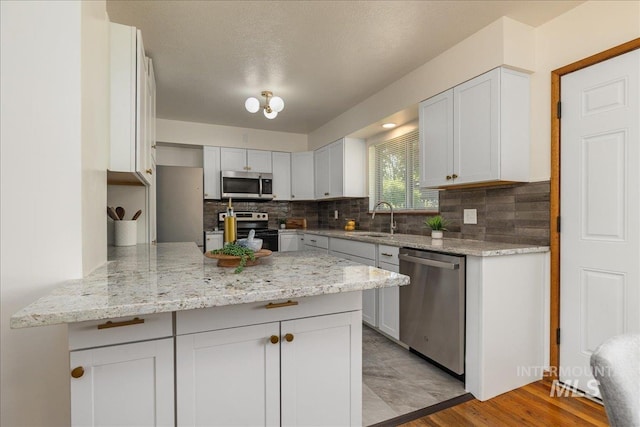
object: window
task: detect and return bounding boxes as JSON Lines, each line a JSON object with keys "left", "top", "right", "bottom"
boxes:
{"left": 369, "top": 130, "right": 438, "bottom": 211}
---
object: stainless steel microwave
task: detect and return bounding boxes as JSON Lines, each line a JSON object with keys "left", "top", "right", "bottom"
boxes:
{"left": 221, "top": 170, "right": 274, "bottom": 200}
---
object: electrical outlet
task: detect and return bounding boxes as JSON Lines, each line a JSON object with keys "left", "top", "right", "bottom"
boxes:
{"left": 463, "top": 209, "right": 477, "bottom": 224}
{"left": 334, "top": 210, "right": 339, "bottom": 220}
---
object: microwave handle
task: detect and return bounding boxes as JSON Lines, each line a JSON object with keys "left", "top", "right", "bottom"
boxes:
{"left": 259, "top": 175, "right": 263, "bottom": 197}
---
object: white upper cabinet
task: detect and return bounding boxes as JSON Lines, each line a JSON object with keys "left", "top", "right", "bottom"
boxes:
{"left": 272, "top": 151, "right": 291, "bottom": 201}
{"left": 220, "top": 148, "right": 272, "bottom": 173}
{"left": 203, "top": 146, "right": 221, "bottom": 199}
{"left": 314, "top": 145, "right": 331, "bottom": 198}
{"left": 419, "top": 90, "right": 454, "bottom": 188}
{"left": 291, "top": 151, "right": 315, "bottom": 200}
{"left": 314, "top": 138, "right": 366, "bottom": 200}
{"left": 109, "top": 23, "right": 155, "bottom": 186}
{"left": 420, "top": 67, "right": 530, "bottom": 188}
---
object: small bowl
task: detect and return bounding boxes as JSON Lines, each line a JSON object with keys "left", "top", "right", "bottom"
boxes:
{"left": 237, "top": 238, "right": 263, "bottom": 251}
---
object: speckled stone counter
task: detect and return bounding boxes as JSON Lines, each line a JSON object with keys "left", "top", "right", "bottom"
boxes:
{"left": 299, "top": 230, "right": 549, "bottom": 257}
{"left": 10, "top": 242, "right": 408, "bottom": 328}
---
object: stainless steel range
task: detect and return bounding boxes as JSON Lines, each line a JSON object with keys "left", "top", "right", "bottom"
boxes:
{"left": 217, "top": 211, "right": 279, "bottom": 251}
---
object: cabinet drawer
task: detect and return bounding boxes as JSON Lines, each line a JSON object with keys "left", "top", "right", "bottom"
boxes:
{"left": 378, "top": 245, "right": 400, "bottom": 266}
{"left": 177, "top": 292, "right": 362, "bottom": 335}
{"left": 303, "top": 234, "right": 329, "bottom": 249}
{"left": 330, "top": 238, "right": 376, "bottom": 260}
{"left": 68, "top": 312, "right": 173, "bottom": 350}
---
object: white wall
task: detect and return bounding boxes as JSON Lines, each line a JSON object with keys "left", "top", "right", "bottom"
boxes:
{"left": 1, "top": 1, "right": 109, "bottom": 425}
{"left": 308, "top": 17, "right": 536, "bottom": 150}
{"left": 157, "top": 144, "right": 204, "bottom": 167}
{"left": 157, "top": 118, "right": 309, "bottom": 152}
{"left": 82, "top": 0, "right": 109, "bottom": 273}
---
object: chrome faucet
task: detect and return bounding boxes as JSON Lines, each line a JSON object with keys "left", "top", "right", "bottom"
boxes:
{"left": 371, "top": 201, "right": 396, "bottom": 235}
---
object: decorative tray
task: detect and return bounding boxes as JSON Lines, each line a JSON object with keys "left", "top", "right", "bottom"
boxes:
{"left": 204, "top": 249, "right": 272, "bottom": 268}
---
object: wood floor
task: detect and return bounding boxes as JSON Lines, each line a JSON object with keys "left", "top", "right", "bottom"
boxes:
{"left": 401, "top": 381, "right": 609, "bottom": 426}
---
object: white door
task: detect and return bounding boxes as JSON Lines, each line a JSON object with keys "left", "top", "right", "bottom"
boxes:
{"left": 70, "top": 338, "right": 174, "bottom": 427}
{"left": 280, "top": 311, "right": 362, "bottom": 427}
{"left": 176, "top": 322, "right": 281, "bottom": 426}
{"left": 560, "top": 49, "right": 640, "bottom": 396}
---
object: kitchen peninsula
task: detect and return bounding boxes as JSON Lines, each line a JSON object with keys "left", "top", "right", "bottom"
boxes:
{"left": 11, "top": 242, "right": 408, "bottom": 426}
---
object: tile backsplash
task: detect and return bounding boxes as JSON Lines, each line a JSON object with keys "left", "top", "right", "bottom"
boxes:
{"left": 204, "top": 181, "right": 550, "bottom": 246}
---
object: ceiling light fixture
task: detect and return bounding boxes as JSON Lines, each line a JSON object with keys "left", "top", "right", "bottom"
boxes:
{"left": 245, "top": 90, "right": 285, "bottom": 120}
{"left": 382, "top": 123, "right": 397, "bottom": 129}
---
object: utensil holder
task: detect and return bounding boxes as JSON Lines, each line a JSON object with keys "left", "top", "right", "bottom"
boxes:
{"left": 114, "top": 220, "right": 137, "bottom": 246}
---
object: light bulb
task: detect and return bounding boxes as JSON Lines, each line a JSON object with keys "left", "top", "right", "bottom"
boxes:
{"left": 245, "top": 97, "right": 260, "bottom": 113}
{"left": 270, "top": 96, "right": 284, "bottom": 113}
{"left": 264, "top": 109, "right": 278, "bottom": 119}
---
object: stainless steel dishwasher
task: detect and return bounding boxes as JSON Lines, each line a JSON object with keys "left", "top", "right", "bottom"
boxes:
{"left": 399, "top": 248, "right": 465, "bottom": 376}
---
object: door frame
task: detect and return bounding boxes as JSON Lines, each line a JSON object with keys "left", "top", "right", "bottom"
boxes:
{"left": 549, "top": 38, "right": 640, "bottom": 378}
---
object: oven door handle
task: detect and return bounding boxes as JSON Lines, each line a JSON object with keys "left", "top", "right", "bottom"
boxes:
{"left": 398, "top": 254, "right": 459, "bottom": 270}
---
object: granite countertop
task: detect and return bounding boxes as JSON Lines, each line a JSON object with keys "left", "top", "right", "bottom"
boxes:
{"left": 10, "top": 242, "right": 408, "bottom": 329}
{"left": 298, "top": 229, "right": 549, "bottom": 257}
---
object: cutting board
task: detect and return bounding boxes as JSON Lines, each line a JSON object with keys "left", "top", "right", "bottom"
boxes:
{"left": 285, "top": 218, "right": 307, "bottom": 229}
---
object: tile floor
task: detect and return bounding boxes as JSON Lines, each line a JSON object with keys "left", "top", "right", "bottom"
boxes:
{"left": 362, "top": 326, "right": 467, "bottom": 426}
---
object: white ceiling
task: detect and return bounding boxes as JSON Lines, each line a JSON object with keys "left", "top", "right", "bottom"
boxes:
{"left": 107, "top": 1, "right": 582, "bottom": 136}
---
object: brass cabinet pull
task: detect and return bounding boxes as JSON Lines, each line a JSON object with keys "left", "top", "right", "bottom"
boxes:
{"left": 146, "top": 168, "right": 153, "bottom": 175}
{"left": 284, "top": 333, "right": 294, "bottom": 343}
{"left": 381, "top": 253, "right": 393, "bottom": 257}
{"left": 97, "top": 317, "right": 144, "bottom": 330}
{"left": 446, "top": 175, "right": 452, "bottom": 180}
{"left": 452, "top": 173, "right": 458, "bottom": 179}
{"left": 71, "top": 366, "right": 84, "bottom": 378}
{"left": 265, "top": 300, "right": 299, "bottom": 309}
{"left": 270, "top": 335, "right": 279, "bottom": 344}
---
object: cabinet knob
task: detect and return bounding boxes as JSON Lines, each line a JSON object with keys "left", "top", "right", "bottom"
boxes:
{"left": 270, "top": 335, "right": 279, "bottom": 344}
{"left": 291, "top": 195, "right": 295, "bottom": 198}
{"left": 71, "top": 366, "right": 85, "bottom": 378}
{"left": 146, "top": 168, "right": 153, "bottom": 175}
{"left": 151, "top": 144, "right": 156, "bottom": 149}
{"left": 324, "top": 192, "right": 329, "bottom": 196}
{"left": 204, "top": 193, "right": 208, "bottom": 197}
{"left": 452, "top": 174, "right": 458, "bottom": 179}
{"left": 446, "top": 175, "right": 452, "bottom": 180}
{"left": 284, "top": 333, "right": 294, "bottom": 343}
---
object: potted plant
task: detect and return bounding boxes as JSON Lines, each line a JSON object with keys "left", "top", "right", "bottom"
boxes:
{"left": 425, "top": 215, "right": 449, "bottom": 239}
{"left": 278, "top": 218, "right": 287, "bottom": 229}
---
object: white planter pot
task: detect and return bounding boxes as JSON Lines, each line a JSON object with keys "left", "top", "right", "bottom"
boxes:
{"left": 280, "top": 224, "right": 286, "bottom": 229}
{"left": 431, "top": 230, "right": 443, "bottom": 239}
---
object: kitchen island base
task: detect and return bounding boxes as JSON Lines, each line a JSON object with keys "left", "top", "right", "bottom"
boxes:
{"left": 68, "top": 292, "right": 363, "bottom": 427}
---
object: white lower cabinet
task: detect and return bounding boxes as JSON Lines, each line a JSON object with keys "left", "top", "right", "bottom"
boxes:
{"left": 176, "top": 323, "right": 281, "bottom": 426}
{"left": 329, "top": 239, "right": 378, "bottom": 328}
{"left": 176, "top": 301, "right": 362, "bottom": 427}
{"left": 279, "top": 232, "right": 300, "bottom": 252}
{"left": 205, "top": 232, "right": 224, "bottom": 252}
{"left": 376, "top": 245, "right": 400, "bottom": 340}
{"left": 70, "top": 338, "right": 174, "bottom": 427}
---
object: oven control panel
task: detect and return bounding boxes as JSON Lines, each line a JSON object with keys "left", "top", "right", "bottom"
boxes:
{"left": 218, "top": 212, "right": 269, "bottom": 222}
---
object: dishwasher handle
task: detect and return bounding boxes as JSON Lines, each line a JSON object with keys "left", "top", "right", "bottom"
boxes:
{"left": 398, "top": 253, "right": 460, "bottom": 270}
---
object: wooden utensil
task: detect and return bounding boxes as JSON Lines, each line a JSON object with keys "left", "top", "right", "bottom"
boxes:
{"left": 131, "top": 210, "right": 142, "bottom": 221}
{"left": 107, "top": 206, "right": 120, "bottom": 221}
{"left": 115, "top": 206, "right": 125, "bottom": 220}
